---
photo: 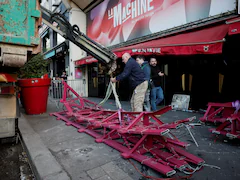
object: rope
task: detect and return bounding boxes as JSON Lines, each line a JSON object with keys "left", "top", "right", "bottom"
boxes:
{"left": 182, "top": 164, "right": 203, "bottom": 175}
{"left": 185, "top": 125, "right": 199, "bottom": 147}
{"left": 181, "top": 163, "right": 220, "bottom": 175}
{"left": 98, "top": 81, "right": 122, "bottom": 109}
{"left": 110, "top": 82, "right": 122, "bottom": 109}
{"left": 203, "top": 163, "right": 221, "bottom": 170}
{"left": 98, "top": 81, "right": 113, "bottom": 106}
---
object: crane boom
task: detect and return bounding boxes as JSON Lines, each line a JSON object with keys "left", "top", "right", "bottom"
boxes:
{"left": 40, "top": 6, "right": 117, "bottom": 74}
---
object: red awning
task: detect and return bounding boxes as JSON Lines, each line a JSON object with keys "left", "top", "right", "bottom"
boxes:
{"left": 75, "top": 56, "right": 98, "bottom": 66}
{"left": 75, "top": 24, "right": 229, "bottom": 65}
{"left": 114, "top": 24, "right": 229, "bottom": 56}
{"left": 226, "top": 17, "right": 240, "bottom": 35}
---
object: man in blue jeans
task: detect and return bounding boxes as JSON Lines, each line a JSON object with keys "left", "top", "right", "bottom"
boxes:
{"left": 150, "top": 57, "right": 164, "bottom": 111}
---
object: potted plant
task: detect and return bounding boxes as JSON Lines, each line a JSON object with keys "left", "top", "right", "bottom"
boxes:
{"left": 18, "top": 54, "right": 51, "bottom": 115}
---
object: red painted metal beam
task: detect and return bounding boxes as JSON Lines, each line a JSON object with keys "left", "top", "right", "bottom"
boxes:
{"left": 50, "top": 82, "right": 205, "bottom": 177}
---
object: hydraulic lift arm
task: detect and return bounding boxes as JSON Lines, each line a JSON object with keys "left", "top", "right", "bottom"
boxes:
{"left": 40, "top": 6, "right": 117, "bottom": 74}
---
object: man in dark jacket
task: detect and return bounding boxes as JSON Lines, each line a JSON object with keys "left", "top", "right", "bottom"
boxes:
{"left": 60, "top": 71, "right": 67, "bottom": 81}
{"left": 136, "top": 55, "right": 151, "bottom": 111}
{"left": 111, "top": 53, "right": 148, "bottom": 112}
{"left": 150, "top": 57, "right": 164, "bottom": 111}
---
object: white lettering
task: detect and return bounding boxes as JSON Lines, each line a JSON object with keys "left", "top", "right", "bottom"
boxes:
{"left": 147, "top": 48, "right": 153, "bottom": 52}
{"left": 126, "top": 3, "right": 131, "bottom": 16}
{"left": 156, "top": 48, "right": 161, "bottom": 53}
{"left": 122, "top": 7, "right": 127, "bottom": 20}
{"left": 141, "top": 0, "right": 147, "bottom": 14}
{"left": 111, "top": 0, "right": 155, "bottom": 27}
{"left": 113, "top": 3, "right": 122, "bottom": 27}
{"left": 131, "top": 1, "right": 137, "bottom": 18}
{"left": 148, "top": 0, "right": 154, "bottom": 11}
{"left": 132, "top": 48, "right": 161, "bottom": 53}
{"left": 138, "top": 0, "right": 141, "bottom": 16}
{"left": 108, "top": 9, "right": 113, "bottom": 19}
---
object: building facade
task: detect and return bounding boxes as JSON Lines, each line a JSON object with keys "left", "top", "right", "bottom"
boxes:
{"left": 39, "top": 0, "right": 88, "bottom": 96}
{"left": 40, "top": 0, "right": 240, "bottom": 110}
{"left": 75, "top": 0, "right": 240, "bottom": 109}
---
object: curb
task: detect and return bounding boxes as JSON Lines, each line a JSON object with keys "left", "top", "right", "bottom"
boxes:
{"left": 18, "top": 114, "right": 70, "bottom": 180}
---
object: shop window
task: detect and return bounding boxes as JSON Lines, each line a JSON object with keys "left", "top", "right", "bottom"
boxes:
{"left": 42, "top": 32, "right": 50, "bottom": 53}
{"left": 46, "top": 38, "right": 50, "bottom": 51}
{"left": 57, "top": 34, "right": 65, "bottom": 45}
{"left": 75, "top": 67, "right": 83, "bottom": 79}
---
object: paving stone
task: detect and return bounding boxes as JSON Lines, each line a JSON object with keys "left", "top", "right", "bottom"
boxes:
{"left": 101, "top": 162, "right": 128, "bottom": 180}
{"left": 95, "top": 175, "right": 112, "bottom": 180}
{"left": 19, "top": 115, "right": 70, "bottom": 180}
{"left": 44, "top": 171, "right": 70, "bottom": 180}
{"left": 78, "top": 171, "right": 92, "bottom": 180}
{"left": 87, "top": 167, "right": 106, "bottom": 179}
{"left": 122, "top": 176, "right": 134, "bottom": 180}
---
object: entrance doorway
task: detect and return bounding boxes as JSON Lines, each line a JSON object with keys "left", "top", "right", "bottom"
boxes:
{"left": 88, "top": 63, "right": 98, "bottom": 97}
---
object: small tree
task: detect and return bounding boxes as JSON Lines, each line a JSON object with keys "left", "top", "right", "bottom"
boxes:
{"left": 18, "top": 54, "right": 49, "bottom": 78}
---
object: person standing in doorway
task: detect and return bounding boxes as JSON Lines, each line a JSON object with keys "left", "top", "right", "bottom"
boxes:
{"left": 60, "top": 71, "right": 67, "bottom": 81}
{"left": 136, "top": 55, "right": 151, "bottom": 111}
{"left": 150, "top": 57, "right": 164, "bottom": 111}
{"left": 60, "top": 71, "right": 68, "bottom": 98}
{"left": 111, "top": 53, "right": 148, "bottom": 112}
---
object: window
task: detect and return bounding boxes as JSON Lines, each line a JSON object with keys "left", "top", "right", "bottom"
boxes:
{"left": 57, "top": 34, "right": 65, "bottom": 45}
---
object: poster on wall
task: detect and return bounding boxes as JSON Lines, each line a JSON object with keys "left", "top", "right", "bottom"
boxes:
{"left": 87, "top": 0, "right": 236, "bottom": 47}
{"left": 75, "top": 68, "right": 82, "bottom": 79}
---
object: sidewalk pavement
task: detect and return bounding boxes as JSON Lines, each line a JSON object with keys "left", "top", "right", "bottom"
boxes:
{"left": 19, "top": 98, "right": 138, "bottom": 180}
{"left": 19, "top": 97, "right": 240, "bottom": 180}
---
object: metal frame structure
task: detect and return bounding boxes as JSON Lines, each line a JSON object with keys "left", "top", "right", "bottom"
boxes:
{"left": 200, "top": 102, "right": 240, "bottom": 139}
{"left": 50, "top": 82, "right": 204, "bottom": 177}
